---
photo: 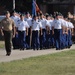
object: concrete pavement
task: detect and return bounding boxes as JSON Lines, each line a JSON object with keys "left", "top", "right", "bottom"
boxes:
{"left": 0, "top": 45, "right": 75, "bottom": 63}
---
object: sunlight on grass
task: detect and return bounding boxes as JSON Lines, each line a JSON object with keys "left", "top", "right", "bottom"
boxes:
{"left": 0, "top": 41, "right": 4, "bottom": 48}
{"left": 0, "top": 50, "right": 75, "bottom": 75}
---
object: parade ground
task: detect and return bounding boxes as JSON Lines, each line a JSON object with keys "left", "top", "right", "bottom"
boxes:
{"left": 0, "top": 45, "right": 75, "bottom": 75}
{"left": 0, "top": 44, "right": 75, "bottom": 63}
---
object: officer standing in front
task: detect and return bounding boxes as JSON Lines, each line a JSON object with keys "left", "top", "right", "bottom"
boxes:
{"left": 0, "top": 11, "right": 15, "bottom": 56}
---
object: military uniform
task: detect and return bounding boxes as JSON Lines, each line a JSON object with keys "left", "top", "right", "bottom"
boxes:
{"left": 11, "top": 15, "right": 20, "bottom": 49}
{"left": 24, "top": 17, "right": 32, "bottom": 49}
{"left": 31, "top": 18, "right": 42, "bottom": 50}
{"left": 59, "top": 18, "right": 67, "bottom": 49}
{"left": 40, "top": 18, "right": 47, "bottom": 49}
{"left": 67, "top": 21, "right": 74, "bottom": 48}
{"left": 0, "top": 16, "right": 15, "bottom": 55}
{"left": 46, "top": 19, "right": 54, "bottom": 48}
{"left": 17, "top": 19, "right": 29, "bottom": 50}
{"left": 52, "top": 18, "right": 63, "bottom": 50}
{"left": 71, "top": 19, "right": 75, "bottom": 43}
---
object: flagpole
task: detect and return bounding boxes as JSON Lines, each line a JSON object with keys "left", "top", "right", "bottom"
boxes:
{"left": 30, "top": 0, "right": 34, "bottom": 48}
{"left": 13, "top": 0, "right": 15, "bottom": 10}
{"left": 30, "top": 0, "right": 36, "bottom": 48}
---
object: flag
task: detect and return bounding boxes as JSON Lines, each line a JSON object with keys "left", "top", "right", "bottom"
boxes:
{"left": 35, "top": 2, "right": 40, "bottom": 13}
{"left": 32, "top": 0, "right": 36, "bottom": 17}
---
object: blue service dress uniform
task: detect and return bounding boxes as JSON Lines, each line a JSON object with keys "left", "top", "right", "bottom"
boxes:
{"left": 59, "top": 19, "right": 68, "bottom": 49}
{"left": 60, "top": 19, "right": 73, "bottom": 49}
{"left": 67, "top": 21, "right": 74, "bottom": 48}
{"left": 40, "top": 18, "right": 47, "bottom": 49}
{"left": 24, "top": 17, "right": 32, "bottom": 49}
{"left": 11, "top": 15, "right": 20, "bottom": 49}
{"left": 52, "top": 19, "right": 63, "bottom": 50}
{"left": 17, "top": 20, "right": 29, "bottom": 50}
{"left": 46, "top": 19, "right": 55, "bottom": 48}
{"left": 31, "top": 19, "right": 42, "bottom": 50}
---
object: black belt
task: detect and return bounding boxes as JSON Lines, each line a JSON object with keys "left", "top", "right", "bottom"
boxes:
{"left": 33, "top": 30, "right": 39, "bottom": 32}
{"left": 18, "top": 30, "right": 26, "bottom": 32}
{"left": 54, "top": 29, "right": 62, "bottom": 30}
{"left": 42, "top": 29, "right": 46, "bottom": 31}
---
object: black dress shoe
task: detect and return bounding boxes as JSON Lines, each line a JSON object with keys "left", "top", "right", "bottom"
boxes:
{"left": 37, "top": 48, "right": 39, "bottom": 50}
{"left": 22, "top": 48, "right": 25, "bottom": 50}
{"left": 26, "top": 48, "right": 30, "bottom": 50}
{"left": 40, "top": 48, "right": 42, "bottom": 50}
{"left": 6, "top": 52, "right": 11, "bottom": 56}
{"left": 56, "top": 48, "right": 60, "bottom": 50}
{"left": 68, "top": 46, "right": 71, "bottom": 49}
{"left": 33, "top": 48, "right": 35, "bottom": 50}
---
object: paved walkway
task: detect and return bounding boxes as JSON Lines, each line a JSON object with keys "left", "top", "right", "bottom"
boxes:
{"left": 0, "top": 45, "right": 75, "bottom": 63}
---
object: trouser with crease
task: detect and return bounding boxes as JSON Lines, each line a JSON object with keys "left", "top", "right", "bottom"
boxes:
{"left": 3, "top": 30, "right": 12, "bottom": 54}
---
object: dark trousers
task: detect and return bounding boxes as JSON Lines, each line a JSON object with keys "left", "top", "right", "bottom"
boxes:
{"left": 54, "top": 29, "right": 62, "bottom": 49}
{"left": 32, "top": 31, "right": 40, "bottom": 49}
{"left": 46, "top": 33, "right": 50, "bottom": 48}
{"left": 61, "top": 34, "right": 66, "bottom": 48}
{"left": 50, "top": 30, "right": 55, "bottom": 47}
{"left": 18, "top": 31, "right": 26, "bottom": 49}
{"left": 68, "top": 30, "right": 72, "bottom": 47}
{"left": 26, "top": 28, "right": 31, "bottom": 49}
{"left": 40, "top": 29, "right": 46, "bottom": 49}
{"left": 12, "top": 34, "right": 19, "bottom": 49}
{"left": 3, "top": 30, "right": 12, "bottom": 53}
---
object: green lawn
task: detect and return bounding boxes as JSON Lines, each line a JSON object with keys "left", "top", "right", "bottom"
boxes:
{"left": 0, "top": 41, "right": 4, "bottom": 48}
{"left": 0, "top": 50, "right": 75, "bottom": 75}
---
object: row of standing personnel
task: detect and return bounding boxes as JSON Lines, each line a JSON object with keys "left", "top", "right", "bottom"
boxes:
{"left": 11, "top": 11, "right": 74, "bottom": 50}
{"left": 0, "top": 11, "right": 74, "bottom": 56}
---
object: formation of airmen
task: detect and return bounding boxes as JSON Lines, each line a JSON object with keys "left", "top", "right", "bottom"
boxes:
{"left": 11, "top": 11, "right": 74, "bottom": 50}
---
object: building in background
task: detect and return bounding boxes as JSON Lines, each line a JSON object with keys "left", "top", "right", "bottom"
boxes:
{"left": 39, "top": 0, "right": 75, "bottom": 16}
{"left": 0, "top": 0, "right": 75, "bottom": 16}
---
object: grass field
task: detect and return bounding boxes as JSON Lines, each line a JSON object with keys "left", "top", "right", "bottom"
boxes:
{"left": 0, "top": 50, "right": 75, "bottom": 75}
{"left": 0, "top": 41, "right": 4, "bottom": 48}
